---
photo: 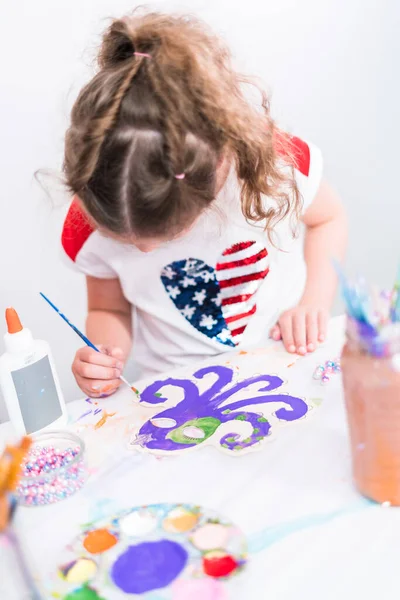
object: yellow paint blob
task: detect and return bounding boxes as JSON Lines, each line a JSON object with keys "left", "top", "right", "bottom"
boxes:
{"left": 59, "top": 558, "right": 97, "bottom": 583}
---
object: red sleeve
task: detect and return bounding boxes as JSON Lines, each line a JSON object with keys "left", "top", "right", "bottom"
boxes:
{"left": 274, "top": 131, "right": 311, "bottom": 177}
{"left": 62, "top": 199, "right": 94, "bottom": 262}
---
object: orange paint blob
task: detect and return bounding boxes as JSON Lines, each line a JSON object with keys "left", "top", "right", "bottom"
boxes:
{"left": 163, "top": 508, "right": 199, "bottom": 533}
{"left": 94, "top": 411, "right": 116, "bottom": 430}
{"left": 83, "top": 528, "right": 118, "bottom": 554}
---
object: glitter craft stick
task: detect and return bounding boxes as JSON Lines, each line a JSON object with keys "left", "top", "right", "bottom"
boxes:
{"left": 335, "top": 261, "right": 400, "bottom": 357}
{"left": 390, "top": 266, "right": 400, "bottom": 323}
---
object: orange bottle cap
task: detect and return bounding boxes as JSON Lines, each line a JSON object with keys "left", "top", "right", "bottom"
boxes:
{"left": 5, "top": 308, "right": 23, "bottom": 334}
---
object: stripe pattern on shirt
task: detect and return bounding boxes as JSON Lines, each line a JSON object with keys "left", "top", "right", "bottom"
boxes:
{"left": 216, "top": 241, "right": 269, "bottom": 344}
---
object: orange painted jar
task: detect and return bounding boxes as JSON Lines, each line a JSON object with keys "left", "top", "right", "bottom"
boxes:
{"left": 342, "top": 319, "right": 400, "bottom": 505}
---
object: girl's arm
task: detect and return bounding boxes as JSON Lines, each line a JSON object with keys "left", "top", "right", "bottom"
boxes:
{"left": 271, "top": 180, "right": 348, "bottom": 354}
{"left": 72, "top": 277, "right": 133, "bottom": 397}
{"left": 86, "top": 276, "right": 133, "bottom": 356}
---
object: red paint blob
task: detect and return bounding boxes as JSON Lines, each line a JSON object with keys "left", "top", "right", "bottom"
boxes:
{"left": 202, "top": 552, "right": 238, "bottom": 578}
{"left": 83, "top": 529, "right": 118, "bottom": 554}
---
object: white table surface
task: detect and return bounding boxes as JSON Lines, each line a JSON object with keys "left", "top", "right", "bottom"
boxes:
{"left": 2, "top": 315, "right": 400, "bottom": 600}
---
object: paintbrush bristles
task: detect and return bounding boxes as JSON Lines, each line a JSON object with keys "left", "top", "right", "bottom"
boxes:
{"left": 390, "top": 265, "right": 400, "bottom": 323}
{"left": 335, "top": 261, "right": 400, "bottom": 328}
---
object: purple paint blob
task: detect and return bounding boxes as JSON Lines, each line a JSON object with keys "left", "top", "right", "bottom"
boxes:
{"left": 111, "top": 540, "right": 188, "bottom": 594}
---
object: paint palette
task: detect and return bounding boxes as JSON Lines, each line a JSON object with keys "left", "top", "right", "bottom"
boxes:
{"left": 50, "top": 503, "right": 247, "bottom": 599}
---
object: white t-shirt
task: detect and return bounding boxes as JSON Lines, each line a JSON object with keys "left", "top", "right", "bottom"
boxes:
{"left": 62, "top": 135, "right": 322, "bottom": 378}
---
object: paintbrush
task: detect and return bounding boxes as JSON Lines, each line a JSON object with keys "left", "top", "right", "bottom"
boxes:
{"left": 39, "top": 292, "right": 133, "bottom": 391}
{"left": 333, "top": 260, "right": 374, "bottom": 326}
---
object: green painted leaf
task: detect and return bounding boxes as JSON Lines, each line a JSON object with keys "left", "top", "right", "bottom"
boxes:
{"left": 166, "top": 417, "right": 221, "bottom": 445}
{"left": 235, "top": 414, "right": 248, "bottom": 421}
{"left": 257, "top": 416, "right": 268, "bottom": 423}
{"left": 222, "top": 409, "right": 232, "bottom": 414}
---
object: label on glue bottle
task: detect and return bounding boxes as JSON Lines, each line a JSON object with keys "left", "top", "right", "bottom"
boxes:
{"left": 0, "top": 308, "right": 67, "bottom": 436}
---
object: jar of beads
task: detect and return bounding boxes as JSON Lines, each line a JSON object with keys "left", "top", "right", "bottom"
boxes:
{"left": 16, "top": 430, "right": 87, "bottom": 506}
{"left": 341, "top": 318, "right": 400, "bottom": 505}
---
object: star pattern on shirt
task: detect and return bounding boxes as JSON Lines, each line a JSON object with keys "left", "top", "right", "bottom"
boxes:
{"left": 193, "top": 289, "right": 207, "bottom": 306}
{"left": 217, "top": 328, "right": 232, "bottom": 343}
{"left": 199, "top": 314, "right": 218, "bottom": 330}
{"left": 182, "top": 259, "right": 201, "bottom": 273}
{"left": 166, "top": 285, "right": 181, "bottom": 300}
{"left": 198, "top": 270, "right": 215, "bottom": 283}
{"left": 161, "top": 266, "right": 175, "bottom": 280}
{"left": 182, "top": 276, "right": 196, "bottom": 288}
{"left": 160, "top": 257, "right": 235, "bottom": 347}
{"left": 180, "top": 304, "right": 196, "bottom": 319}
{"left": 212, "top": 292, "right": 222, "bottom": 307}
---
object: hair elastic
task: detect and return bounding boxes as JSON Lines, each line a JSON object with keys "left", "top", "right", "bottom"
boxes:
{"left": 134, "top": 51, "right": 152, "bottom": 59}
{"left": 174, "top": 173, "right": 185, "bottom": 180}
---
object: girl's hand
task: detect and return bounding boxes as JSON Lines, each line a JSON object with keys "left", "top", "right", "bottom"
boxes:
{"left": 270, "top": 306, "right": 328, "bottom": 355}
{"left": 72, "top": 344, "right": 126, "bottom": 397}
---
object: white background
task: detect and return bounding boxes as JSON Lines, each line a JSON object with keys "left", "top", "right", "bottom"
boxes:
{"left": 0, "top": 0, "right": 399, "bottom": 421}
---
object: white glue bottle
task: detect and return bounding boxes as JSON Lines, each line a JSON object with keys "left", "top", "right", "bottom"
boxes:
{"left": 0, "top": 307, "right": 68, "bottom": 436}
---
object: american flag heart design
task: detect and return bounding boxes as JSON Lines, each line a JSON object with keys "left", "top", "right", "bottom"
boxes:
{"left": 160, "top": 241, "right": 269, "bottom": 346}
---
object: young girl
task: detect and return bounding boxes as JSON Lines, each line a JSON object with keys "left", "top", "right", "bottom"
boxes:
{"left": 62, "top": 11, "right": 347, "bottom": 398}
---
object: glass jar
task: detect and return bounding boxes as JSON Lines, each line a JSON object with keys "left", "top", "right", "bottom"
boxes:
{"left": 16, "top": 430, "right": 86, "bottom": 507}
{"left": 342, "top": 319, "right": 400, "bottom": 504}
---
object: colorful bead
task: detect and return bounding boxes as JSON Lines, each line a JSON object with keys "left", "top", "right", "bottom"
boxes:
{"left": 313, "top": 357, "right": 341, "bottom": 386}
{"left": 313, "top": 365, "right": 325, "bottom": 380}
{"left": 17, "top": 445, "right": 86, "bottom": 507}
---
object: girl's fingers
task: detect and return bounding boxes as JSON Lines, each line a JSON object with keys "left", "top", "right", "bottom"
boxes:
{"left": 318, "top": 311, "right": 328, "bottom": 342}
{"left": 79, "top": 347, "right": 123, "bottom": 370}
{"left": 75, "top": 361, "right": 121, "bottom": 381}
{"left": 78, "top": 378, "right": 121, "bottom": 397}
{"left": 279, "top": 315, "right": 296, "bottom": 353}
{"left": 98, "top": 345, "right": 126, "bottom": 361}
{"left": 270, "top": 324, "right": 282, "bottom": 341}
{"left": 292, "top": 312, "right": 307, "bottom": 354}
{"left": 305, "top": 312, "right": 318, "bottom": 352}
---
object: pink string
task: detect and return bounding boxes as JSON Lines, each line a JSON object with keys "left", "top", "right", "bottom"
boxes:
{"left": 174, "top": 173, "right": 185, "bottom": 180}
{"left": 134, "top": 52, "right": 152, "bottom": 59}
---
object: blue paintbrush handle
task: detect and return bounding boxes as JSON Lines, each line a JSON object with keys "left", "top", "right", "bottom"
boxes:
{"left": 39, "top": 293, "right": 100, "bottom": 352}
{"left": 39, "top": 292, "right": 132, "bottom": 389}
